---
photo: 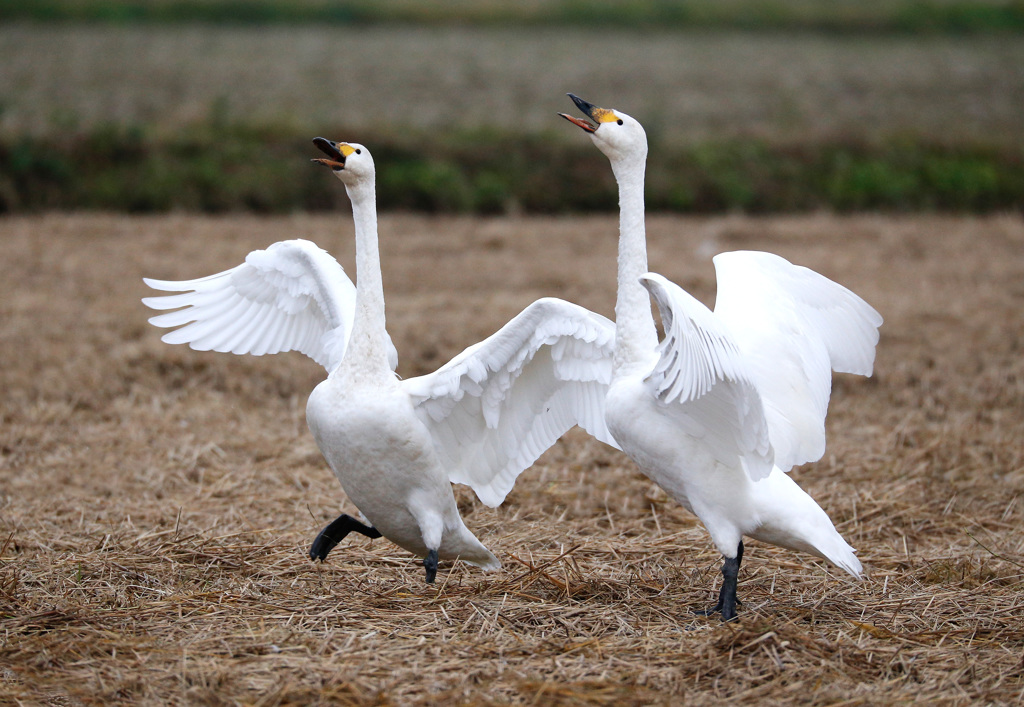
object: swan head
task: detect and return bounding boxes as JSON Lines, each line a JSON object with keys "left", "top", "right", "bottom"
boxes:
{"left": 559, "top": 93, "right": 647, "bottom": 165}
{"left": 312, "top": 137, "right": 375, "bottom": 185}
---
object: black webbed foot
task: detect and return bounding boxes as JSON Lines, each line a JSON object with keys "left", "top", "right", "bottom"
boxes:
{"left": 309, "top": 513, "right": 382, "bottom": 562}
{"left": 695, "top": 541, "right": 744, "bottom": 622}
{"left": 423, "top": 549, "right": 439, "bottom": 584}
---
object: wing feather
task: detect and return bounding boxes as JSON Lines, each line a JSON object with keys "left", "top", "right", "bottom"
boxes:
{"left": 403, "top": 298, "right": 618, "bottom": 507}
{"left": 640, "top": 273, "right": 774, "bottom": 481}
{"left": 711, "top": 251, "right": 882, "bottom": 471}
{"left": 142, "top": 239, "right": 398, "bottom": 372}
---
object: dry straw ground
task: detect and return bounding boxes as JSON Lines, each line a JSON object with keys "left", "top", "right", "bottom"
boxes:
{"left": 1, "top": 212, "right": 1022, "bottom": 704}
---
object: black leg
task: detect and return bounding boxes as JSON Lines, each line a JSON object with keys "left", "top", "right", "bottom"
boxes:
{"left": 423, "top": 549, "right": 439, "bottom": 584}
{"left": 309, "top": 513, "right": 382, "bottom": 562}
{"left": 696, "top": 540, "right": 744, "bottom": 622}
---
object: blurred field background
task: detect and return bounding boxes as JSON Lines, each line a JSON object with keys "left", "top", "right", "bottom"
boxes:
{"left": 2, "top": 0, "right": 1024, "bottom": 212}
{"left": 1, "top": 2, "right": 1023, "bottom": 705}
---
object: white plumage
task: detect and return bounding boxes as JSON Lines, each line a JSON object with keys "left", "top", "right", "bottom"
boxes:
{"left": 561, "top": 94, "right": 882, "bottom": 620}
{"left": 144, "top": 238, "right": 398, "bottom": 371}
{"left": 405, "top": 299, "right": 619, "bottom": 507}
{"left": 143, "top": 138, "right": 617, "bottom": 582}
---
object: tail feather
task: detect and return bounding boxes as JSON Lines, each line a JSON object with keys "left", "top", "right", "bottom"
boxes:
{"left": 449, "top": 546, "right": 501, "bottom": 572}
{"left": 813, "top": 533, "right": 862, "bottom": 578}
{"left": 751, "top": 469, "right": 863, "bottom": 579}
{"left": 752, "top": 525, "right": 862, "bottom": 579}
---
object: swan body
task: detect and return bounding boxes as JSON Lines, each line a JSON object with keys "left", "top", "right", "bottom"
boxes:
{"left": 305, "top": 360, "right": 497, "bottom": 569}
{"left": 562, "top": 94, "right": 881, "bottom": 619}
{"left": 144, "top": 138, "right": 618, "bottom": 581}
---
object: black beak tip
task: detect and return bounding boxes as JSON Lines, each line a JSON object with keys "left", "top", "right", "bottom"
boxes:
{"left": 567, "top": 93, "right": 595, "bottom": 116}
{"left": 312, "top": 137, "right": 345, "bottom": 162}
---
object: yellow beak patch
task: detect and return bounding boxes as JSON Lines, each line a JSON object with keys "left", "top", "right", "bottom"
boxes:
{"left": 592, "top": 107, "right": 619, "bottom": 124}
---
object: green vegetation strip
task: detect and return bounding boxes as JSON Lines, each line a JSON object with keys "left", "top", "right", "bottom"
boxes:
{"left": 3, "top": 0, "right": 1024, "bottom": 34}
{"left": 2, "top": 125, "right": 1022, "bottom": 214}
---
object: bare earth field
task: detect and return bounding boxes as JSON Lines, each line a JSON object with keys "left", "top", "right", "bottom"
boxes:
{"left": 1, "top": 212, "right": 1022, "bottom": 704}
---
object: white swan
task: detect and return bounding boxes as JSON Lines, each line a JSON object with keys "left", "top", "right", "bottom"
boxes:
{"left": 143, "top": 137, "right": 618, "bottom": 582}
{"left": 560, "top": 94, "right": 882, "bottom": 620}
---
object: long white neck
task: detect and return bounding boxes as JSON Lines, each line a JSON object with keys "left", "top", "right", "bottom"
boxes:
{"left": 336, "top": 178, "right": 392, "bottom": 380}
{"left": 610, "top": 154, "right": 658, "bottom": 372}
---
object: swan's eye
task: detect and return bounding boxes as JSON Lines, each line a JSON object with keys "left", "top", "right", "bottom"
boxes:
{"left": 356, "top": 148, "right": 362, "bottom": 154}
{"left": 617, "top": 119, "right": 623, "bottom": 125}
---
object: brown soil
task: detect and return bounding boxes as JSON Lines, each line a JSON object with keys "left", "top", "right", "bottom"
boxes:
{"left": 1, "top": 213, "right": 1022, "bottom": 704}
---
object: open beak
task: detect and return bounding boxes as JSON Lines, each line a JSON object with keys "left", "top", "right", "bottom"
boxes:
{"left": 312, "top": 137, "right": 346, "bottom": 170}
{"left": 558, "top": 93, "right": 601, "bottom": 133}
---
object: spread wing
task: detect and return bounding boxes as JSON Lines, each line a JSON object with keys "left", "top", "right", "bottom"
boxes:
{"left": 142, "top": 239, "right": 398, "bottom": 372}
{"left": 640, "top": 273, "right": 774, "bottom": 482}
{"left": 711, "top": 251, "right": 882, "bottom": 471}
{"left": 403, "top": 298, "right": 618, "bottom": 507}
